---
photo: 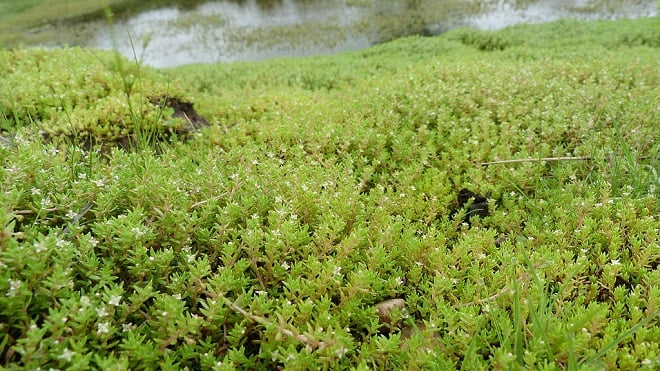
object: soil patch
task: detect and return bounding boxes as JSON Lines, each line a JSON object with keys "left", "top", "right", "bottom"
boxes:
{"left": 150, "top": 95, "right": 210, "bottom": 135}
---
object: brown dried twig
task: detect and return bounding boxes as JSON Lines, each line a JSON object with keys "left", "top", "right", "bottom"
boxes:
{"left": 479, "top": 156, "right": 593, "bottom": 166}
{"left": 480, "top": 155, "right": 657, "bottom": 166}
{"left": 219, "top": 295, "right": 329, "bottom": 352}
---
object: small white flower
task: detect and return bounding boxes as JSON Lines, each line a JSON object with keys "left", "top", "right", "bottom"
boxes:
{"left": 34, "top": 241, "right": 48, "bottom": 253}
{"left": 78, "top": 173, "right": 87, "bottom": 180}
{"left": 122, "top": 323, "right": 135, "bottom": 332}
{"left": 255, "top": 290, "right": 267, "bottom": 296}
{"left": 13, "top": 135, "right": 28, "bottom": 145}
{"left": 395, "top": 277, "right": 404, "bottom": 286}
{"left": 281, "top": 261, "right": 290, "bottom": 270}
{"left": 109, "top": 295, "right": 122, "bottom": 307}
{"left": 58, "top": 348, "right": 75, "bottom": 362}
{"left": 334, "top": 347, "right": 348, "bottom": 358}
{"left": 96, "top": 307, "right": 108, "bottom": 317}
{"left": 186, "top": 254, "right": 196, "bottom": 263}
{"left": 80, "top": 296, "right": 91, "bottom": 307}
{"left": 131, "top": 227, "right": 145, "bottom": 238}
{"left": 41, "top": 197, "right": 53, "bottom": 209}
{"left": 89, "top": 237, "right": 99, "bottom": 247}
{"left": 31, "top": 188, "right": 41, "bottom": 196}
{"left": 7, "top": 279, "right": 21, "bottom": 297}
{"left": 66, "top": 210, "right": 77, "bottom": 220}
{"left": 173, "top": 293, "right": 182, "bottom": 300}
{"left": 333, "top": 266, "right": 342, "bottom": 276}
{"left": 610, "top": 259, "right": 621, "bottom": 266}
{"left": 92, "top": 178, "right": 106, "bottom": 187}
{"left": 96, "top": 322, "right": 110, "bottom": 335}
{"left": 55, "top": 239, "right": 68, "bottom": 248}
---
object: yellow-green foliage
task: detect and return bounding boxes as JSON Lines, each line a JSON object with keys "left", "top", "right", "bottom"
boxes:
{"left": 172, "top": 17, "right": 658, "bottom": 192}
{"left": 0, "top": 47, "right": 187, "bottom": 144}
{"left": 0, "top": 17, "right": 658, "bottom": 370}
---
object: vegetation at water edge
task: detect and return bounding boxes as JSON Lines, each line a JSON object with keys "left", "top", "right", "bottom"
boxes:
{"left": 0, "top": 16, "right": 658, "bottom": 370}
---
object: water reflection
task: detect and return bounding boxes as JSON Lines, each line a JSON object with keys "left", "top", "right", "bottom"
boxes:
{"left": 466, "top": 0, "right": 658, "bottom": 30}
{"left": 87, "top": 0, "right": 657, "bottom": 68}
{"left": 92, "top": 0, "right": 372, "bottom": 67}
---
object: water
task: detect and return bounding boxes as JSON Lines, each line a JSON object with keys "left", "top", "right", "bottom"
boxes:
{"left": 90, "top": 0, "right": 373, "bottom": 67}
{"left": 466, "top": 0, "right": 658, "bottom": 29}
{"left": 79, "top": 0, "right": 658, "bottom": 67}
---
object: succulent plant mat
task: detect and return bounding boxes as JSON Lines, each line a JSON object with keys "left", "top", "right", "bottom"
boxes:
{"left": 0, "top": 17, "right": 658, "bottom": 370}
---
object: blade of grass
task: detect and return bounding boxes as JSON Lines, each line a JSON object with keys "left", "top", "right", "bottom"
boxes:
{"left": 512, "top": 276, "right": 524, "bottom": 366}
{"left": 581, "top": 310, "right": 659, "bottom": 366}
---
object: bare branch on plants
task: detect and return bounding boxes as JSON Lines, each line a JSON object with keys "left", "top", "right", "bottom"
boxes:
{"left": 479, "top": 156, "right": 593, "bottom": 166}
{"left": 219, "top": 295, "right": 330, "bottom": 352}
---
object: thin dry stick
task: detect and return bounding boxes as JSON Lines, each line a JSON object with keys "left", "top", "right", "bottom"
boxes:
{"left": 479, "top": 156, "right": 593, "bottom": 166}
{"left": 459, "top": 286, "right": 515, "bottom": 307}
{"left": 219, "top": 295, "right": 328, "bottom": 351}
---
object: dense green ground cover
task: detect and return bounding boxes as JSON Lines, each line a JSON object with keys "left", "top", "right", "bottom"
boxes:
{"left": 0, "top": 17, "right": 658, "bottom": 369}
